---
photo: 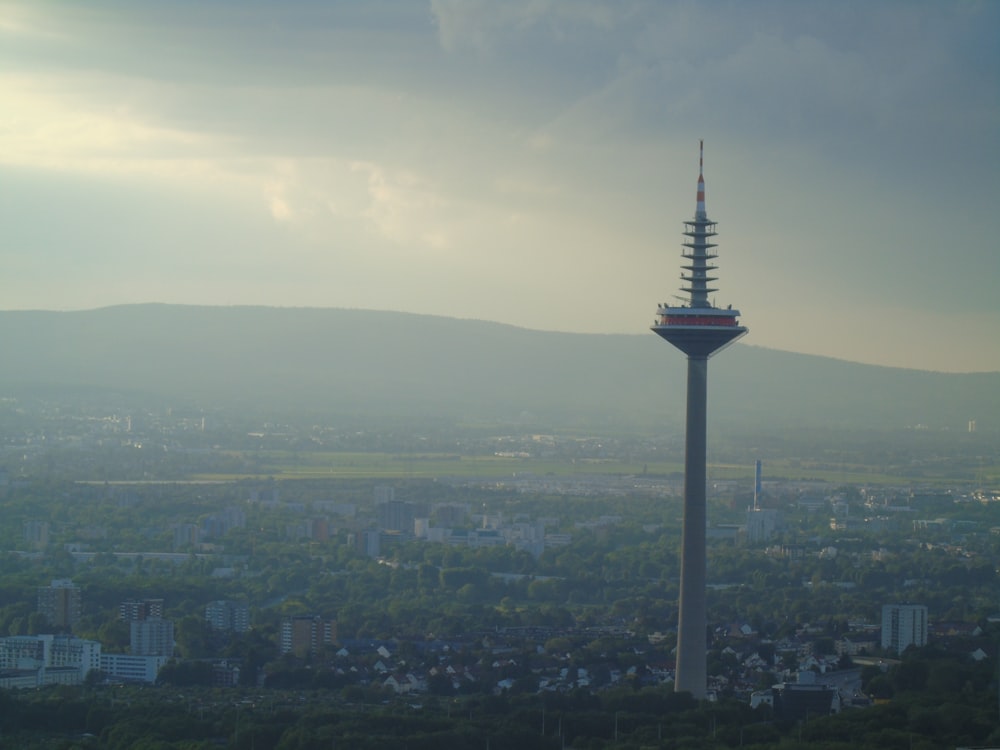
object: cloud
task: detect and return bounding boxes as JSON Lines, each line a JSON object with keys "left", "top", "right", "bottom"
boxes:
{"left": 350, "top": 161, "right": 449, "bottom": 250}
{"left": 268, "top": 195, "right": 293, "bottom": 222}
{"left": 0, "top": 74, "right": 213, "bottom": 169}
{"left": 430, "top": 0, "right": 616, "bottom": 54}
{"left": 0, "top": 0, "right": 996, "bottom": 370}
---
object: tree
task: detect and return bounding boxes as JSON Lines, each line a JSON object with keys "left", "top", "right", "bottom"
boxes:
{"left": 174, "top": 615, "right": 212, "bottom": 659}
{"left": 156, "top": 660, "right": 213, "bottom": 687}
{"left": 98, "top": 618, "right": 131, "bottom": 652}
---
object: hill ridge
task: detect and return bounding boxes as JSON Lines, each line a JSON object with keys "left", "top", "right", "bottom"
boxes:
{"left": 0, "top": 304, "right": 996, "bottom": 431}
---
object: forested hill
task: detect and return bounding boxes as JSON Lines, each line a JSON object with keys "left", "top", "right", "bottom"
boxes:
{"left": 0, "top": 304, "right": 996, "bottom": 432}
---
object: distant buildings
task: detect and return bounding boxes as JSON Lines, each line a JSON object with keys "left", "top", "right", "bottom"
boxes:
{"left": 751, "top": 671, "right": 842, "bottom": 721}
{"left": 130, "top": 618, "right": 174, "bottom": 657}
{"left": 0, "top": 633, "right": 172, "bottom": 686}
{"left": 357, "top": 529, "right": 381, "bottom": 557}
{"left": 37, "top": 579, "right": 81, "bottom": 631}
{"left": 410, "top": 516, "right": 552, "bottom": 557}
{"left": 285, "top": 518, "right": 330, "bottom": 541}
{"left": 172, "top": 523, "right": 200, "bottom": 550}
{"left": 745, "top": 508, "right": 778, "bottom": 544}
{"left": 881, "top": 604, "right": 928, "bottom": 654}
{"left": 201, "top": 507, "right": 247, "bottom": 539}
{"left": 22, "top": 520, "right": 49, "bottom": 550}
{"left": 0, "top": 634, "right": 100, "bottom": 687}
{"left": 119, "top": 598, "right": 164, "bottom": 622}
{"left": 100, "top": 652, "right": 170, "bottom": 684}
{"left": 206, "top": 600, "right": 251, "bottom": 633}
{"left": 373, "top": 485, "right": 395, "bottom": 504}
{"left": 280, "top": 615, "right": 337, "bottom": 656}
{"left": 377, "top": 499, "right": 418, "bottom": 533}
{"left": 118, "top": 597, "right": 174, "bottom": 661}
{"left": 432, "top": 503, "right": 469, "bottom": 527}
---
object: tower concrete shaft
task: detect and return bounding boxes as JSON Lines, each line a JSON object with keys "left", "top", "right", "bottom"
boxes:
{"left": 651, "top": 141, "right": 746, "bottom": 699}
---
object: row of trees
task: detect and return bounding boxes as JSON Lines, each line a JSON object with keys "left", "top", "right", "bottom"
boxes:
{"left": 1, "top": 646, "right": 998, "bottom": 750}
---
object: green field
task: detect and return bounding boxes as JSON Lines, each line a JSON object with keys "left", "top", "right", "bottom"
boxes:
{"left": 191, "top": 450, "right": 989, "bottom": 486}
{"left": 197, "top": 451, "right": 682, "bottom": 481}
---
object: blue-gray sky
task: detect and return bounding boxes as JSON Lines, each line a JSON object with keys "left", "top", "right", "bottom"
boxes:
{"left": 1, "top": 0, "right": 998, "bottom": 372}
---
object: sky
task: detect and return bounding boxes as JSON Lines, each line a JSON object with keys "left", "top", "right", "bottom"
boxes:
{"left": 1, "top": 1, "right": 998, "bottom": 373}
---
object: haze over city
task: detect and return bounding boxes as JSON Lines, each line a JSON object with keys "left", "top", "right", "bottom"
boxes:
{"left": 1, "top": 0, "right": 998, "bottom": 372}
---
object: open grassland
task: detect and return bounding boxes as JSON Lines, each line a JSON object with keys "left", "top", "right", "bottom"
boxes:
{"left": 196, "top": 451, "right": 683, "bottom": 481}
{"left": 191, "top": 451, "right": 992, "bottom": 486}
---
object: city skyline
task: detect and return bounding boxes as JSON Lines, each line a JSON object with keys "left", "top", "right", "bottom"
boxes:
{"left": 1, "top": 1, "right": 998, "bottom": 373}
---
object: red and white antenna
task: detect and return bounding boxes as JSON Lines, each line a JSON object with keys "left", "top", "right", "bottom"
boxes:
{"left": 695, "top": 139, "right": 706, "bottom": 219}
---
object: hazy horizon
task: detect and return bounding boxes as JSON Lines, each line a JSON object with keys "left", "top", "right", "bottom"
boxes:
{"left": 2, "top": 1, "right": 998, "bottom": 372}
{"left": 4, "top": 301, "right": 999, "bottom": 377}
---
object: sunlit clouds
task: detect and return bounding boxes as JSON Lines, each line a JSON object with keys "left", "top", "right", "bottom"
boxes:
{"left": 0, "top": 0, "right": 997, "bottom": 372}
{"left": 1, "top": 74, "right": 210, "bottom": 171}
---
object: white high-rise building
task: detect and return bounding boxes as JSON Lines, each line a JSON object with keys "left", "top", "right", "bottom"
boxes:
{"left": 130, "top": 618, "right": 174, "bottom": 657}
{"left": 745, "top": 508, "right": 778, "bottom": 544}
{"left": 881, "top": 604, "right": 928, "bottom": 654}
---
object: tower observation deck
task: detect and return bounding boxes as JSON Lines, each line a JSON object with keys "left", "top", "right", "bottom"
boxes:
{"left": 651, "top": 141, "right": 747, "bottom": 700}
{"left": 651, "top": 140, "right": 746, "bottom": 355}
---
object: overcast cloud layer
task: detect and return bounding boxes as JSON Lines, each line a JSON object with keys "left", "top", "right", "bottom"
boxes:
{"left": 1, "top": 0, "right": 997, "bottom": 372}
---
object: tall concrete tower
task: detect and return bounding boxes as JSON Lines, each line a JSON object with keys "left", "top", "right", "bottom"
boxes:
{"left": 652, "top": 141, "right": 747, "bottom": 698}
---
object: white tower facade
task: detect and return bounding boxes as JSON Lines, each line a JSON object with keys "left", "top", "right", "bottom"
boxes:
{"left": 881, "top": 604, "right": 928, "bottom": 654}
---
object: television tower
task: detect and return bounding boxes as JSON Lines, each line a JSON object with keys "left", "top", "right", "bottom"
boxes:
{"left": 652, "top": 141, "right": 747, "bottom": 698}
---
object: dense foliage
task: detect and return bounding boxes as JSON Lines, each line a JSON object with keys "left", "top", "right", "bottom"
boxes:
{"left": 0, "top": 650, "right": 998, "bottom": 750}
